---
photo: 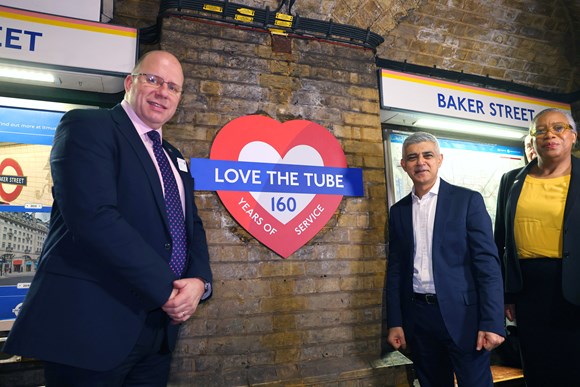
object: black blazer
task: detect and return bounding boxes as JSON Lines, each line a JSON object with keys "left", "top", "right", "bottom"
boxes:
{"left": 495, "top": 156, "right": 580, "bottom": 305}
{"left": 5, "top": 105, "right": 212, "bottom": 370}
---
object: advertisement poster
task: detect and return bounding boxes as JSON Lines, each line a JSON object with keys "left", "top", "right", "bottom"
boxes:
{"left": 0, "top": 105, "right": 62, "bottom": 327}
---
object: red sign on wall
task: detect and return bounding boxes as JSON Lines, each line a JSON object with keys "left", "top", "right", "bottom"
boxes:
{"left": 190, "top": 115, "right": 364, "bottom": 258}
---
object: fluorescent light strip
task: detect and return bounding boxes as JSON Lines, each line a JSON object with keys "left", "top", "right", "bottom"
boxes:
{"left": 0, "top": 67, "right": 55, "bottom": 83}
{"left": 0, "top": 96, "right": 93, "bottom": 112}
{"left": 414, "top": 118, "right": 525, "bottom": 140}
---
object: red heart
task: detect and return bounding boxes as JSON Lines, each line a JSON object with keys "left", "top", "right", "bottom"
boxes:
{"left": 211, "top": 115, "right": 347, "bottom": 258}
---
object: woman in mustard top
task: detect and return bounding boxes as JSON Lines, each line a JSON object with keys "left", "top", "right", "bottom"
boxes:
{"left": 495, "top": 108, "right": 580, "bottom": 386}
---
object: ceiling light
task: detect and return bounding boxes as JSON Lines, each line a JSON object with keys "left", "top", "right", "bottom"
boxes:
{"left": 0, "top": 66, "right": 55, "bottom": 83}
{"left": 414, "top": 118, "right": 525, "bottom": 140}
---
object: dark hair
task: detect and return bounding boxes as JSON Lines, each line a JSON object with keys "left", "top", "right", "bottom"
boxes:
{"left": 402, "top": 132, "right": 441, "bottom": 156}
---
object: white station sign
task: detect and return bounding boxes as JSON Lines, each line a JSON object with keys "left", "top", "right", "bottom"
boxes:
{"left": 0, "top": 5, "right": 137, "bottom": 75}
{"left": 380, "top": 69, "right": 571, "bottom": 129}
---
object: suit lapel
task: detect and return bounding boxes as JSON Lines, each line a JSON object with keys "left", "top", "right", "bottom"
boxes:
{"left": 110, "top": 105, "right": 171, "bottom": 232}
{"left": 564, "top": 156, "right": 580, "bottom": 226}
{"left": 163, "top": 141, "right": 195, "bottom": 240}
{"left": 399, "top": 194, "right": 414, "bottom": 246}
{"left": 432, "top": 179, "right": 450, "bottom": 252}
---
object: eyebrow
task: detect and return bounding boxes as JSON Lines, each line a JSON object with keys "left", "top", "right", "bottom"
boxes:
{"left": 405, "top": 151, "right": 435, "bottom": 157}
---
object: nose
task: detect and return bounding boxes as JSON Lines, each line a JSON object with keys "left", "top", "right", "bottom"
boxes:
{"left": 542, "top": 128, "right": 557, "bottom": 138}
{"left": 155, "top": 81, "right": 171, "bottom": 96}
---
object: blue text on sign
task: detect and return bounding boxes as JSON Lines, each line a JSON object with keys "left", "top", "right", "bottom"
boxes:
{"left": 190, "top": 158, "right": 364, "bottom": 196}
{"left": 437, "top": 93, "right": 536, "bottom": 122}
{"left": 0, "top": 27, "right": 43, "bottom": 51}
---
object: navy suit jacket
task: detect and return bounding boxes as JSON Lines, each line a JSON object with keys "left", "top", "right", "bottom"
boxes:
{"left": 495, "top": 156, "right": 580, "bottom": 305}
{"left": 386, "top": 179, "right": 504, "bottom": 352}
{"left": 5, "top": 104, "right": 212, "bottom": 371}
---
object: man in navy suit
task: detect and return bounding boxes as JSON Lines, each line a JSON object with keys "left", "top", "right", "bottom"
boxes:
{"left": 5, "top": 50, "right": 212, "bottom": 386}
{"left": 386, "top": 132, "right": 504, "bottom": 387}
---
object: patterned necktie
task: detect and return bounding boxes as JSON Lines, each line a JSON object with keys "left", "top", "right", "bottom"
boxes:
{"left": 147, "top": 130, "right": 187, "bottom": 277}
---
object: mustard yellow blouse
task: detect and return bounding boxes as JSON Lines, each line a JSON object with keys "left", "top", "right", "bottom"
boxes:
{"left": 514, "top": 174, "right": 570, "bottom": 259}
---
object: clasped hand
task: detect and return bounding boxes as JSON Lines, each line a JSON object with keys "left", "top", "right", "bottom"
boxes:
{"left": 162, "top": 278, "right": 205, "bottom": 324}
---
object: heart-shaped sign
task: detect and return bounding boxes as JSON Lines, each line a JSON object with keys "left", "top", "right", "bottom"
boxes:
{"left": 210, "top": 115, "right": 348, "bottom": 258}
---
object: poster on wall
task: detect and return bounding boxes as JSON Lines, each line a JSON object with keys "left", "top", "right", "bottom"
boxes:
{"left": 0, "top": 105, "right": 62, "bottom": 327}
{"left": 387, "top": 131, "right": 526, "bottom": 224}
{"left": 190, "top": 115, "right": 364, "bottom": 258}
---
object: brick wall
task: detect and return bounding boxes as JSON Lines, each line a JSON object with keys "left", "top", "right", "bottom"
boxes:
{"left": 381, "top": 0, "right": 578, "bottom": 93}
{"left": 158, "top": 17, "right": 391, "bottom": 386}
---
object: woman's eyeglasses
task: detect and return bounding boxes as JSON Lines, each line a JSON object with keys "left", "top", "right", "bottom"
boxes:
{"left": 530, "top": 123, "right": 573, "bottom": 137}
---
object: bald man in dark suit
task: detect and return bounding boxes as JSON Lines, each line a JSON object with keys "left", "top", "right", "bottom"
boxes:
{"left": 5, "top": 51, "right": 212, "bottom": 386}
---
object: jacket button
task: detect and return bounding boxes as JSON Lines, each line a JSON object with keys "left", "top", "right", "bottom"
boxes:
{"left": 165, "top": 243, "right": 171, "bottom": 250}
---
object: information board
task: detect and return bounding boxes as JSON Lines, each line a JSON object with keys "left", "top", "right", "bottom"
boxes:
{"left": 387, "top": 131, "right": 526, "bottom": 224}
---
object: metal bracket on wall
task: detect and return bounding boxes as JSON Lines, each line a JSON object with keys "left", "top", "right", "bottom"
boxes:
{"left": 139, "top": 0, "right": 384, "bottom": 51}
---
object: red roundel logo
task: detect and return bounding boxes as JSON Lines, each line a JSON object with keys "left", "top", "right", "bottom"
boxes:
{"left": 0, "top": 158, "right": 25, "bottom": 203}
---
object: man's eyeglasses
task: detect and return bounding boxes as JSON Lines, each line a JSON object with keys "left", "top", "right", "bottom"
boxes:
{"left": 132, "top": 73, "right": 182, "bottom": 95}
{"left": 530, "top": 123, "right": 574, "bottom": 137}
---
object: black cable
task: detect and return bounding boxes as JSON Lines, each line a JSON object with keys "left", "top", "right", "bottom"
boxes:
{"left": 288, "top": 0, "right": 296, "bottom": 14}
{"left": 274, "top": 0, "right": 286, "bottom": 14}
{"left": 139, "top": 0, "right": 384, "bottom": 50}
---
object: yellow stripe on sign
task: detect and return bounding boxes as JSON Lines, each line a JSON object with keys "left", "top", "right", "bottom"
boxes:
{"left": 0, "top": 7, "right": 137, "bottom": 38}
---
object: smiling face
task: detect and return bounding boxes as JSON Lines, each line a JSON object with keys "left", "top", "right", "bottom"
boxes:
{"left": 532, "top": 110, "right": 577, "bottom": 164}
{"left": 124, "top": 51, "right": 184, "bottom": 129}
{"left": 401, "top": 140, "right": 443, "bottom": 197}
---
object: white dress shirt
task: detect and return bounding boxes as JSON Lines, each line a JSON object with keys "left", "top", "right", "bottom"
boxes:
{"left": 412, "top": 177, "right": 440, "bottom": 294}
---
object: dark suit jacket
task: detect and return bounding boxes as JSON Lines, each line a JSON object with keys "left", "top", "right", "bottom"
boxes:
{"left": 5, "top": 104, "right": 212, "bottom": 371}
{"left": 386, "top": 179, "right": 504, "bottom": 352}
{"left": 495, "top": 156, "right": 580, "bottom": 305}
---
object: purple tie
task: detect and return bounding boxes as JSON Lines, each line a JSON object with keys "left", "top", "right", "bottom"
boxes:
{"left": 147, "top": 130, "right": 187, "bottom": 277}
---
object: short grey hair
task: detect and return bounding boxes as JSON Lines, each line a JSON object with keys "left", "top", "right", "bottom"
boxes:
{"left": 402, "top": 131, "right": 441, "bottom": 156}
{"left": 530, "top": 108, "right": 577, "bottom": 133}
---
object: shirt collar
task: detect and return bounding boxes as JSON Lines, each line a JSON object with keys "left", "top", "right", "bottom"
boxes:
{"left": 411, "top": 176, "right": 441, "bottom": 200}
{"left": 121, "top": 99, "right": 163, "bottom": 139}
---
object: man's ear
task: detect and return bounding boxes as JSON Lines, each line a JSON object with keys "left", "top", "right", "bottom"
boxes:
{"left": 124, "top": 74, "right": 134, "bottom": 94}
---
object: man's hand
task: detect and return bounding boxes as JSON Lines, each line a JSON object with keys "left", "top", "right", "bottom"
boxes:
{"left": 387, "top": 327, "right": 407, "bottom": 350}
{"left": 162, "top": 278, "right": 205, "bottom": 324}
{"left": 505, "top": 304, "right": 516, "bottom": 322}
{"left": 476, "top": 331, "right": 505, "bottom": 351}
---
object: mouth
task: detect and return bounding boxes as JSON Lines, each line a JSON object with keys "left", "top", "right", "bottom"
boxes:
{"left": 148, "top": 100, "right": 166, "bottom": 110}
{"left": 542, "top": 141, "right": 559, "bottom": 148}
